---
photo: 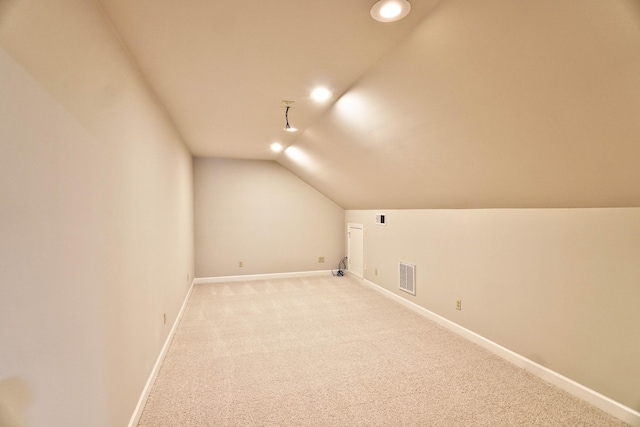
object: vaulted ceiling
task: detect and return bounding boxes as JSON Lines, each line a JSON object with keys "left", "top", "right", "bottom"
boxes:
{"left": 8, "top": 0, "right": 640, "bottom": 209}
{"left": 96, "top": 0, "right": 441, "bottom": 160}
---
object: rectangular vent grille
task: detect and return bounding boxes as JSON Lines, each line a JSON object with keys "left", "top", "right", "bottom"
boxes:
{"left": 399, "top": 262, "right": 416, "bottom": 295}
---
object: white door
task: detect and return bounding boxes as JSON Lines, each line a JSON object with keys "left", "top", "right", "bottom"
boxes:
{"left": 347, "top": 223, "right": 364, "bottom": 278}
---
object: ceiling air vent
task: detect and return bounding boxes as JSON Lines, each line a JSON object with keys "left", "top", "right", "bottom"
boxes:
{"left": 375, "top": 213, "right": 386, "bottom": 225}
{"left": 399, "top": 262, "right": 416, "bottom": 295}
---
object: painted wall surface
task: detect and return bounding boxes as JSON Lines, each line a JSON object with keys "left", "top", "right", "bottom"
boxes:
{"left": 346, "top": 209, "right": 640, "bottom": 412}
{"left": 0, "top": 48, "right": 108, "bottom": 427}
{"left": 280, "top": 0, "right": 640, "bottom": 210}
{"left": 0, "top": 1, "right": 194, "bottom": 425}
{"left": 194, "top": 158, "right": 344, "bottom": 277}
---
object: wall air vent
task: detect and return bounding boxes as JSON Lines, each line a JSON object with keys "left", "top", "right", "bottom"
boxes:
{"left": 375, "top": 213, "right": 386, "bottom": 225}
{"left": 399, "top": 262, "right": 416, "bottom": 295}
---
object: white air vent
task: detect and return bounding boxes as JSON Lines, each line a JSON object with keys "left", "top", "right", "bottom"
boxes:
{"left": 375, "top": 213, "right": 386, "bottom": 225}
{"left": 398, "top": 262, "right": 416, "bottom": 295}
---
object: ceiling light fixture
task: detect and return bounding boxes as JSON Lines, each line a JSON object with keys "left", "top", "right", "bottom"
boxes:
{"left": 282, "top": 100, "right": 298, "bottom": 132}
{"left": 270, "top": 142, "right": 283, "bottom": 152}
{"left": 370, "top": 0, "right": 411, "bottom": 22}
{"left": 311, "top": 87, "right": 332, "bottom": 102}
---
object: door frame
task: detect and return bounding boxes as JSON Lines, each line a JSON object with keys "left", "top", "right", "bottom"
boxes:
{"left": 347, "top": 223, "right": 364, "bottom": 278}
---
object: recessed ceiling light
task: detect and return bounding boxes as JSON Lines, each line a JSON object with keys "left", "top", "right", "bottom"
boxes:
{"left": 311, "top": 87, "right": 332, "bottom": 102}
{"left": 370, "top": 0, "right": 411, "bottom": 22}
{"left": 270, "top": 142, "right": 283, "bottom": 152}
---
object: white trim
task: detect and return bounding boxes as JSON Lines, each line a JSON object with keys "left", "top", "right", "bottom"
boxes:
{"left": 347, "top": 223, "right": 364, "bottom": 278}
{"left": 359, "top": 277, "right": 640, "bottom": 427}
{"left": 347, "top": 270, "right": 363, "bottom": 279}
{"left": 127, "top": 279, "right": 196, "bottom": 427}
{"left": 194, "top": 270, "right": 333, "bottom": 284}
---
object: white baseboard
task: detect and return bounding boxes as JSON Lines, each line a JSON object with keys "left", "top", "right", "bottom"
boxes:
{"left": 127, "top": 279, "right": 196, "bottom": 427}
{"left": 194, "top": 270, "right": 334, "bottom": 284}
{"left": 359, "top": 277, "right": 640, "bottom": 427}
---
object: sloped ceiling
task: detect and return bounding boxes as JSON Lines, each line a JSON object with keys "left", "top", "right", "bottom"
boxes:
{"left": 278, "top": 0, "right": 640, "bottom": 209}
{"left": 57, "top": 1, "right": 640, "bottom": 208}
{"left": 96, "top": 0, "right": 442, "bottom": 159}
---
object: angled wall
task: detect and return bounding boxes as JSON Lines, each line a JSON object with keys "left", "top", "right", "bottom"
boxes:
{"left": 0, "top": 1, "right": 194, "bottom": 425}
{"left": 280, "top": 0, "right": 640, "bottom": 209}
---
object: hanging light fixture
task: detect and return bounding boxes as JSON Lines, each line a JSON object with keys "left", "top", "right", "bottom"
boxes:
{"left": 283, "top": 100, "right": 298, "bottom": 132}
{"left": 370, "top": 0, "right": 411, "bottom": 22}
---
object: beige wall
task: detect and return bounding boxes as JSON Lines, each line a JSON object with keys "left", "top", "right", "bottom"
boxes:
{"left": 2, "top": 0, "right": 637, "bottom": 425}
{"left": 194, "top": 158, "right": 344, "bottom": 277}
{"left": 346, "top": 208, "right": 640, "bottom": 412}
{"left": 280, "top": 0, "right": 640, "bottom": 210}
{"left": 0, "top": 1, "right": 194, "bottom": 426}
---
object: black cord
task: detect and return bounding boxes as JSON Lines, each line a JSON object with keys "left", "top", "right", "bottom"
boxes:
{"left": 332, "top": 257, "right": 348, "bottom": 276}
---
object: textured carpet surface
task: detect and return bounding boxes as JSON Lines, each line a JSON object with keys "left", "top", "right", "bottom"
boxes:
{"left": 138, "top": 275, "right": 628, "bottom": 426}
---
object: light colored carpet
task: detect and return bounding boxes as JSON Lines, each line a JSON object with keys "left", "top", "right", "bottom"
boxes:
{"left": 138, "top": 275, "right": 628, "bottom": 426}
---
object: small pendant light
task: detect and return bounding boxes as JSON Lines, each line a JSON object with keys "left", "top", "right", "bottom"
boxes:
{"left": 283, "top": 100, "right": 298, "bottom": 132}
